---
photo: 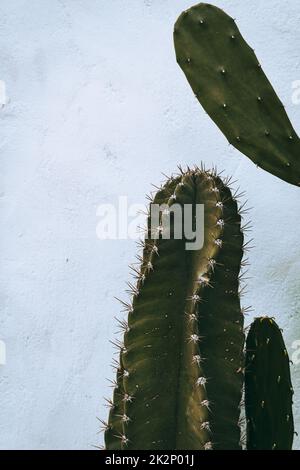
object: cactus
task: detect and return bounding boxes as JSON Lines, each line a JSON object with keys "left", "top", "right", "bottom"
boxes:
{"left": 102, "top": 6, "right": 297, "bottom": 449}
{"left": 174, "top": 3, "right": 300, "bottom": 187}
{"left": 245, "top": 317, "right": 294, "bottom": 450}
{"left": 104, "top": 167, "right": 246, "bottom": 450}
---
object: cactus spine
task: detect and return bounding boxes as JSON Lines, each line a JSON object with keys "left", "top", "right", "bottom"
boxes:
{"left": 245, "top": 317, "right": 294, "bottom": 450}
{"left": 174, "top": 3, "right": 300, "bottom": 187}
{"left": 104, "top": 167, "right": 245, "bottom": 450}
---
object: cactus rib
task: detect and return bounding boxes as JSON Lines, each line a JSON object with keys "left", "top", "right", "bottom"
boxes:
{"left": 104, "top": 354, "right": 126, "bottom": 449}
{"left": 174, "top": 3, "right": 300, "bottom": 187}
{"left": 245, "top": 317, "right": 294, "bottom": 450}
{"left": 105, "top": 167, "right": 245, "bottom": 450}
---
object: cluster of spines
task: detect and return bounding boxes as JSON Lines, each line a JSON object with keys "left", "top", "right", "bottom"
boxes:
{"left": 101, "top": 165, "right": 250, "bottom": 450}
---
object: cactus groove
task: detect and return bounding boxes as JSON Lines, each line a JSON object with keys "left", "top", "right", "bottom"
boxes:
{"left": 105, "top": 167, "right": 246, "bottom": 450}
{"left": 174, "top": 3, "right": 300, "bottom": 187}
{"left": 245, "top": 317, "right": 294, "bottom": 450}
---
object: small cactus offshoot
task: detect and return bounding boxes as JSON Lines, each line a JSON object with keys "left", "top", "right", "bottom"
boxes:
{"left": 245, "top": 317, "right": 294, "bottom": 450}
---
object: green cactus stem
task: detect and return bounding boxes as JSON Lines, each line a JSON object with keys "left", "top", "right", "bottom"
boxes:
{"left": 174, "top": 3, "right": 300, "bottom": 187}
{"left": 104, "top": 167, "right": 246, "bottom": 450}
{"left": 245, "top": 317, "right": 294, "bottom": 450}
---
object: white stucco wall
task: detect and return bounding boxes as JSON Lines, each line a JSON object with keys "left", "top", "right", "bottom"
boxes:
{"left": 0, "top": 0, "right": 299, "bottom": 450}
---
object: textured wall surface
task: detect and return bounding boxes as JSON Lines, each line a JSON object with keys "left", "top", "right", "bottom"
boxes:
{"left": 0, "top": 0, "right": 299, "bottom": 450}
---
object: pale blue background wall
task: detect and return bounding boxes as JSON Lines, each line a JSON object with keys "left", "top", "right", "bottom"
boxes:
{"left": 0, "top": 0, "right": 299, "bottom": 449}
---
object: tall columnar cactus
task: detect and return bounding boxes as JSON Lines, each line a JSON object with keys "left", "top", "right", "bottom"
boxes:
{"left": 245, "top": 317, "right": 294, "bottom": 450}
{"left": 174, "top": 3, "right": 300, "bottom": 187}
{"left": 104, "top": 167, "right": 246, "bottom": 450}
